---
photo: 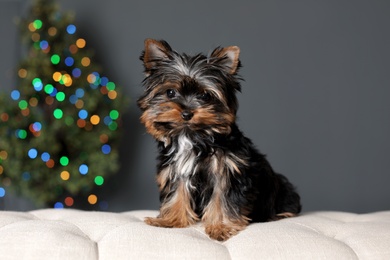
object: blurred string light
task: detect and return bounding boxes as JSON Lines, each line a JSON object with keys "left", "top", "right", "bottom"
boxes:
{"left": 0, "top": 3, "right": 125, "bottom": 211}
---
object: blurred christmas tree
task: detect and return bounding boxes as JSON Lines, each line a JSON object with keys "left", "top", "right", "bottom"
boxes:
{"left": 0, "top": 0, "right": 126, "bottom": 209}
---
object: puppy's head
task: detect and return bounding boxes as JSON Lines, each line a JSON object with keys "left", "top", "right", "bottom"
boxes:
{"left": 137, "top": 39, "right": 242, "bottom": 143}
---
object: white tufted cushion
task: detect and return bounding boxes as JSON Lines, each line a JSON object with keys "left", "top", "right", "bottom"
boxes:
{"left": 0, "top": 209, "right": 389, "bottom": 259}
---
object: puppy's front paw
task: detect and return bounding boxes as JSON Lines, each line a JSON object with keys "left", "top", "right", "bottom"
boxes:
{"left": 144, "top": 217, "right": 168, "bottom": 227}
{"left": 144, "top": 216, "right": 193, "bottom": 228}
{"left": 205, "top": 223, "right": 243, "bottom": 241}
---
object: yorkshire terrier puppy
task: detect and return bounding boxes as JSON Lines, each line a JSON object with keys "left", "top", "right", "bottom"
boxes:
{"left": 138, "top": 39, "right": 301, "bottom": 241}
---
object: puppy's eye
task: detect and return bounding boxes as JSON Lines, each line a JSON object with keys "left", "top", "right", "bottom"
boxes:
{"left": 199, "top": 92, "right": 211, "bottom": 102}
{"left": 166, "top": 89, "right": 176, "bottom": 99}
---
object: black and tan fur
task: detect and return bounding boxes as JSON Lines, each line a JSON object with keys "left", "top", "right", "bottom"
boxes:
{"left": 138, "top": 39, "right": 301, "bottom": 241}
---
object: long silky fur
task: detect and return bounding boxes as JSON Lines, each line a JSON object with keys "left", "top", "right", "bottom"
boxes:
{"left": 138, "top": 39, "right": 301, "bottom": 241}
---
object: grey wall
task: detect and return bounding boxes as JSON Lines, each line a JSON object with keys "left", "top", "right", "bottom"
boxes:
{"left": 1, "top": 0, "right": 389, "bottom": 213}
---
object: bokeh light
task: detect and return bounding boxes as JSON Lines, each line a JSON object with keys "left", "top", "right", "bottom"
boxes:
{"left": 0, "top": 113, "right": 9, "bottom": 122}
{"left": 28, "top": 148, "right": 38, "bottom": 159}
{"left": 29, "top": 97, "right": 39, "bottom": 107}
{"left": 18, "top": 100, "right": 28, "bottom": 110}
{"left": 94, "top": 176, "right": 104, "bottom": 186}
{"left": 99, "top": 134, "right": 108, "bottom": 143}
{"left": 90, "top": 115, "right": 100, "bottom": 125}
{"left": 44, "top": 84, "right": 55, "bottom": 94}
{"left": 64, "top": 197, "right": 74, "bottom": 206}
{"left": 75, "top": 88, "right": 84, "bottom": 98}
{"left": 81, "top": 57, "right": 91, "bottom": 67}
{"left": 56, "top": 92, "right": 66, "bottom": 102}
{"left": 78, "top": 109, "right": 88, "bottom": 119}
{"left": 65, "top": 57, "right": 74, "bottom": 66}
{"left": 41, "top": 152, "right": 50, "bottom": 162}
{"left": 18, "top": 69, "right": 27, "bottom": 78}
{"left": 101, "top": 144, "right": 111, "bottom": 154}
{"left": 59, "top": 156, "right": 69, "bottom": 166}
{"left": 109, "top": 110, "right": 119, "bottom": 120}
{"left": 0, "top": 188, "right": 5, "bottom": 198}
{"left": 46, "top": 159, "right": 55, "bottom": 168}
{"left": 72, "top": 68, "right": 81, "bottom": 78}
{"left": 2, "top": 1, "right": 124, "bottom": 209}
{"left": 54, "top": 202, "right": 64, "bottom": 209}
{"left": 79, "top": 164, "right": 88, "bottom": 175}
{"left": 88, "top": 194, "right": 98, "bottom": 205}
{"left": 108, "top": 91, "right": 117, "bottom": 100}
{"left": 66, "top": 24, "right": 76, "bottom": 34}
{"left": 53, "top": 108, "right": 63, "bottom": 119}
{"left": 40, "top": 40, "right": 49, "bottom": 50}
{"left": 60, "top": 171, "right": 70, "bottom": 181}
{"left": 0, "top": 150, "right": 8, "bottom": 160}
{"left": 106, "top": 82, "right": 116, "bottom": 91}
{"left": 11, "top": 90, "right": 20, "bottom": 100}
{"left": 16, "top": 129, "right": 27, "bottom": 139}
{"left": 51, "top": 54, "right": 60, "bottom": 65}
{"left": 32, "top": 78, "right": 43, "bottom": 91}
{"left": 33, "top": 19, "right": 43, "bottom": 30}
{"left": 48, "top": 26, "right": 57, "bottom": 36}
{"left": 76, "top": 38, "right": 86, "bottom": 48}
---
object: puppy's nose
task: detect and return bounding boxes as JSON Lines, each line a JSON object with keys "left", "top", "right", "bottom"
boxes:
{"left": 181, "top": 110, "right": 194, "bottom": 121}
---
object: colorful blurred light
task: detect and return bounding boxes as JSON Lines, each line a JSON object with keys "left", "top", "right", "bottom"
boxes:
{"left": 54, "top": 202, "right": 64, "bottom": 209}
{"left": 76, "top": 38, "right": 86, "bottom": 48}
{"left": 33, "top": 19, "right": 43, "bottom": 30}
{"left": 65, "top": 57, "right": 74, "bottom": 66}
{"left": 81, "top": 57, "right": 91, "bottom": 67}
{"left": 88, "top": 194, "right": 98, "bottom": 205}
{"left": 90, "top": 115, "right": 100, "bottom": 125}
{"left": 66, "top": 24, "right": 76, "bottom": 34}
{"left": 56, "top": 92, "right": 66, "bottom": 102}
{"left": 48, "top": 26, "right": 57, "bottom": 36}
{"left": 51, "top": 54, "right": 60, "bottom": 65}
{"left": 53, "top": 109, "right": 63, "bottom": 119}
{"left": 11, "top": 90, "right": 20, "bottom": 100}
{"left": 53, "top": 72, "right": 62, "bottom": 82}
{"left": 0, "top": 187, "right": 5, "bottom": 198}
{"left": 18, "top": 69, "right": 27, "bottom": 78}
{"left": 41, "top": 152, "right": 50, "bottom": 162}
{"left": 0, "top": 151, "right": 8, "bottom": 160}
{"left": 40, "top": 40, "right": 49, "bottom": 50}
{"left": 44, "top": 84, "right": 55, "bottom": 94}
{"left": 78, "top": 109, "right": 88, "bottom": 119}
{"left": 16, "top": 129, "right": 27, "bottom": 139}
{"left": 108, "top": 122, "right": 118, "bottom": 131}
{"left": 100, "top": 77, "right": 109, "bottom": 86}
{"left": 106, "top": 82, "right": 116, "bottom": 91}
{"left": 72, "top": 68, "right": 81, "bottom": 78}
{"left": 109, "top": 110, "right": 119, "bottom": 120}
{"left": 64, "top": 197, "right": 74, "bottom": 207}
{"left": 60, "top": 171, "right": 70, "bottom": 181}
{"left": 79, "top": 164, "right": 88, "bottom": 175}
{"left": 59, "top": 156, "right": 69, "bottom": 166}
{"left": 94, "top": 176, "right": 104, "bottom": 186}
{"left": 28, "top": 148, "right": 38, "bottom": 159}
{"left": 101, "top": 144, "right": 111, "bottom": 154}
{"left": 0, "top": 113, "right": 9, "bottom": 122}
{"left": 32, "top": 78, "right": 43, "bottom": 91}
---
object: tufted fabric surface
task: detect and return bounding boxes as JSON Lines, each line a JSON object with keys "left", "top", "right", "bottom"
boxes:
{"left": 0, "top": 209, "right": 389, "bottom": 259}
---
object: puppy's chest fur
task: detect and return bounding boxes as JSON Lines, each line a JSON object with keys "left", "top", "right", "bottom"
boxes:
{"left": 161, "top": 133, "right": 247, "bottom": 189}
{"left": 167, "top": 135, "right": 198, "bottom": 179}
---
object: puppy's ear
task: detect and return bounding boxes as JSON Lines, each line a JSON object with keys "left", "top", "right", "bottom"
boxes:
{"left": 141, "top": 39, "right": 172, "bottom": 71}
{"left": 210, "top": 46, "right": 240, "bottom": 74}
